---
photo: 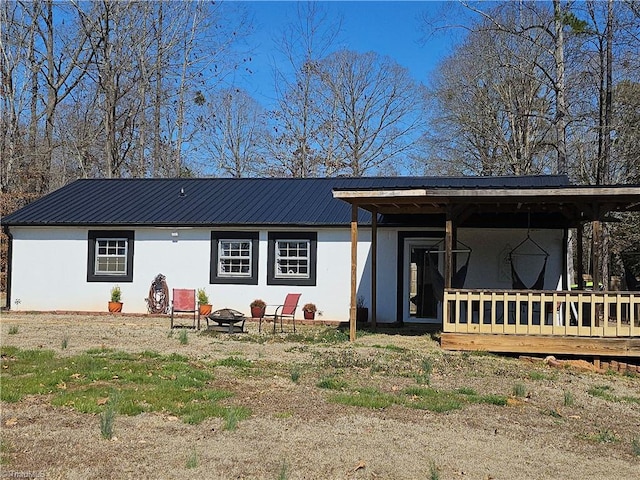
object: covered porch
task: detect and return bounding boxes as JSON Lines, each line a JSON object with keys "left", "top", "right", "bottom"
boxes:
{"left": 333, "top": 179, "right": 640, "bottom": 358}
{"left": 442, "top": 289, "right": 640, "bottom": 357}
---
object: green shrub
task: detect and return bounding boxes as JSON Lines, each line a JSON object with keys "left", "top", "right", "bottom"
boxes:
{"left": 512, "top": 383, "right": 526, "bottom": 397}
{"left": 100, "top": 406, "right": 116, "bottom": 439}
{"left": 316, "top": 377, "right": 349, "bottom": 390}
{"left": 563, "top": 391, "right": 574, "bottom": 407}
{"left": 186, "top": 449, "right": 198, "bottom": 469}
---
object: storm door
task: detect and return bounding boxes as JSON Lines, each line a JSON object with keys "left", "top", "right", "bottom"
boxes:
{"left": 404, "top": 239, "right": 440, "bottom": 323}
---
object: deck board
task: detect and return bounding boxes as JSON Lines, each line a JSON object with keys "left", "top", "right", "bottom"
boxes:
{"left": 441, "top": 333, "right": 640, "bottom": 357}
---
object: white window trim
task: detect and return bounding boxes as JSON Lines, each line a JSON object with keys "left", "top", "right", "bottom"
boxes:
{"left": 217, "top": 239, "right": 252, "bottom": 277}
{"left": 275, "top": 239, "right": 310, "bottom": 279}
{"left": 95, "top": 238, "right": 128, "bottom": 276}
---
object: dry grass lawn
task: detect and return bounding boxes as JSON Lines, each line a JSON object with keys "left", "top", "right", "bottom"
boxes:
{"left": 1, "top": 312, "right": 639, "bottom": 479}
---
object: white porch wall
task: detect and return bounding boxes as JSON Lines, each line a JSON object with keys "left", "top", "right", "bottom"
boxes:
{"left": 8, "top": 226, "right": 371, "bottom": 321}
{"left": 457, "top": 228, "right": 564, "bottom": 291}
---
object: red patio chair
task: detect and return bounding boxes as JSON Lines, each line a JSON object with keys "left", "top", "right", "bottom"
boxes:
{"left": 170, "top": 288, "right": 198, "bottom": 329}
{"left": 260, "top": 293, "right": 302, "bottom": 333}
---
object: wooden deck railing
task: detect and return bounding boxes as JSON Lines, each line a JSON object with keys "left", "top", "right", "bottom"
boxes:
{"left": 442, "top": 289, "right": 640, "bottom": 338}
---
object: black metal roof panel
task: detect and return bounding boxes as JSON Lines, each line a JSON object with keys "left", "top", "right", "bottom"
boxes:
{"left": 2, "top": 175, "right": 570, "bottom": 227}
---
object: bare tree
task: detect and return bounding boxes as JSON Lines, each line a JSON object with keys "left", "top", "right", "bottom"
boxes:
{"left": 433, "top": 1, "right": 584, "bottom": 175}
{"left": 424, "top": 24, "right": 555, "bottom": 176}
{"left": 203, "top": 88, "right": 268, "bottom": 178}
{"left": 315, "top": 50, "right": 425, "bottom": 176}
{"left": 269, "top": 2, "right": 341, "bottom": 177}
{"left": 0, "top": 1, "right": 29, "bottom": 193}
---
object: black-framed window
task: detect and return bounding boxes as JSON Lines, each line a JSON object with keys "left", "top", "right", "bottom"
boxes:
{"left": 268, "top": 232, "right": 317, "bottom": 286}
{"left": 87, "top": 230, "right": 134, "bottom": 282}
{"left": 210, "top": 231, "right": 259, "bottom": 284}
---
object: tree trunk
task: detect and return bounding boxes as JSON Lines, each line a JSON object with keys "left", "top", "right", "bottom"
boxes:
{"left": 553, "top": 0, "right": 568, "bottom": 175}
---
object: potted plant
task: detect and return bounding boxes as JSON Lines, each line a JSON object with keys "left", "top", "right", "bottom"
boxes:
{"left": 108, "top": 285, "right": 123, "bottom": 313}
{"left": 197, "top": 288, "right": 212, "bottom": 316}
{"left": 302, "top": 302, "right": 317, "bottom": 320}
{"left": 356, "top": 295, "right": 368, "bottom": 324}
{"left": 250, "top": 299, "right": 266, "bottom": 318}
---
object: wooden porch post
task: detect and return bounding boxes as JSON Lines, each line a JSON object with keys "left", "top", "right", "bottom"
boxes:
{"left": 577, "top": 224, "right": 584, "bottom": 290}
{"left": 444, "top": 214, "right": 453, "bottom": 289}
{"left": 592, "top": 219, "right": 602, "bottom": 291}
{"left": 371, "top": 208, "right": 378, "bottom": 330}
{"left": 350, "top": 204, "right": 358, "bottom": 342}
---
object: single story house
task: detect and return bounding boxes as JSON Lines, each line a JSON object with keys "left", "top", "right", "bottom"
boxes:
{"left": 3, "top": 175, "right": 639, "bottom": 357}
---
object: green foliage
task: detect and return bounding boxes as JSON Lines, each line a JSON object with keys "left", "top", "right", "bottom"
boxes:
{"left": 178, "top": 329, "right": 188, "bottom": 345}
{"left": 0, "top": 439, "right": 11, "bottom": 466}
{"left": 404, "top": 386, "right": 464, "bottom": 412}
{"left": 429, "top": 461, "right": 440, "bottom": 480}
{"left": 61, "top": 335, "right": 69, "bottom": 349}
{"left": 415, "top": 357, "right": 433, "bottom": 385}
{"left": 478, "top": 394, "right": 508, "bottom": 406}
{"left": 528, "top": 370, "right": 556, "bottom": 381}
{"left": 544, "top": 408, "right": 562, "bottom": 419}
{"left": 110, "top": 285, "right": 121, "bottom": 303}
{"left": 289, "top": 366, "right": 301, "bottom": 383}
{"left": 328, "top": 383, "right": 507, "bottom": 413}
{"left": 316, "top": 376, "right": 349, "bottom": 391}
{"left": 593, "top": 429, "right": 618, "bottom": 444}
{"left": 455, "top": 387, "right": 477, "bottom": 396}
{"left": 1, "top": 347, "right": 246, "bottom": 425}
{"left": 371, "top": 344, "right": 408, "bottom": 353}
{"left": 586, "top": 385, "right": 639, "bottom": 404}
{"left": 285, "top": 327, "right": 350, "bottom": 344}
{"left": 331, "top": 387, "right": 396, "bottom": 409}
{"left": 579, "top": 428, "right": 619, "bottom": 444}
{"left": 277, "top": 460, "right": 289, "bottom": 480}
{"left": 100, "top": 400, "right": 116, "bottom": 439}
{"left": 197, "top": 288, "right": 209, "bottom": 305}
{"left": 222, "top": 406, "right": 250, "bottom": 431}
{"left": 632, "top": 437, "right": 640, "bottom": 457}
{"left": 512, "top": 383, "right": 527, "bottom": 397}
{"left": 214, "top": 356, "right": 253, "bottom": 368}
{"left": 8, "top": 325, "right": 18, "bottom": 335}
{"left": 186, "top": 449, "right": 198, "bottom": 469}
{"left": 559, "top": 11, "right": 589, "bottom": 34}
{"left": 563, "top": 391, "right": 574, "bottom": 407}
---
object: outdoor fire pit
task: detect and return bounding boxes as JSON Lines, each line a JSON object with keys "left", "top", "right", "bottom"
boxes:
{"left": 206, "top": 308, "right": 246, "bottom": 334}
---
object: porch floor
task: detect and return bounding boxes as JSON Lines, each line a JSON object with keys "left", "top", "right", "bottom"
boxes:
{"left": 441, "top": 333, "right": 640, "bottom": 358}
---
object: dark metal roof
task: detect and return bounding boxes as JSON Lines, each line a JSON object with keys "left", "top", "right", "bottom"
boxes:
{"left": 2, "top": 175, "right": 571, "bottom": 227}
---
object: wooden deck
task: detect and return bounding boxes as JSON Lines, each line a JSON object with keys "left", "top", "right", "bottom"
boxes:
{"left": 441, "top": 289, "right": 640, "bottom": 357}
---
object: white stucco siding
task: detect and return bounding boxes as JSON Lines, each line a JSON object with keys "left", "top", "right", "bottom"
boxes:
{"left": 198, "top": 229, "right": 371, "bottom": 322}
{"left": 8, "top": 225, "right": 565, "bottom": 320}
{"left": 8, "top": 226, "right": 371, "bottom": 321}
{"left": 373, "top": 229, "right": 400, "bottom": 323}
{"left": 10, "top": 227, "right": 94, "bottom": 311}
{"left": 458, "top": 228, "right": 564, "bottom": 291}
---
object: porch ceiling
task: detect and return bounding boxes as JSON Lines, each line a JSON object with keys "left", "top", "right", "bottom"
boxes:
{"left": 332, "top": 185, "right": 640, "bottom": 223}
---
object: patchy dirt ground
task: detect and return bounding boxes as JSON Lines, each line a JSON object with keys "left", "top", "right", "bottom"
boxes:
{"left": 1, "top": 312, "right": 639, "bottom": 480}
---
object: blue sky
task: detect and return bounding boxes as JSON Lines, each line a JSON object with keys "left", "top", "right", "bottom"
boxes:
{"left": 229, "top": 1, "right": 458, "bottom": 107}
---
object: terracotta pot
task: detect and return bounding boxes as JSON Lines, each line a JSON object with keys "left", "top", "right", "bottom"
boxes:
{"left": 251, "top": 306, "right": 265, "bottom": 318}
{"left": 108, "top": 301, "right": 123, "bottom": 313}
{"left": 199, "top": 304, "right": 212, "bottom": 316}
{"left": 303, "top": 310, "right": 315, "bottom": 320}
